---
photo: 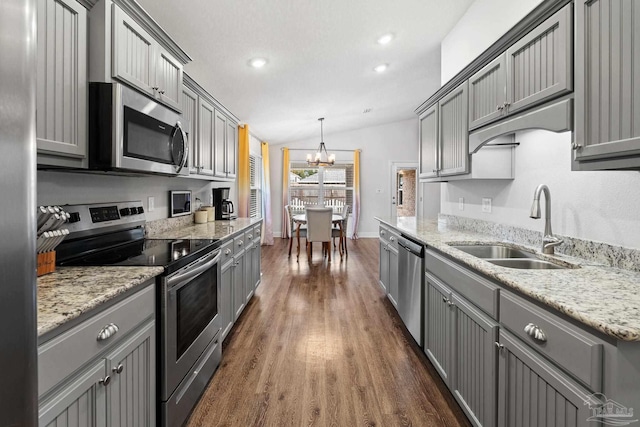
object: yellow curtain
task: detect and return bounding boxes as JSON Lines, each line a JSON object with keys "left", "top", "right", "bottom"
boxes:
{"left": 282, "top": 148, "right": 290, "bottom": 238}
{"left": 352, "top": 150, "right": 361, "bottom": 239}
{"left": 237, "top": 125, "right": 250, "bottom": 218}
{"left": 261, "top": 142, "right": 274, "bottom": 245}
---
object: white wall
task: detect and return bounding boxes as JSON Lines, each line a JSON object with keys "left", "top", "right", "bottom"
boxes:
{"left": 440, "top": 0, "right": 542, "bottom": 84}
{"left": 439, "top": 0, "right": 640, "bottom": 250}
{"left": 269, "top": 118, "right": 440, "bottom": 238}
{"left": 38, "top": 171, "right": 236, "bottom": 221}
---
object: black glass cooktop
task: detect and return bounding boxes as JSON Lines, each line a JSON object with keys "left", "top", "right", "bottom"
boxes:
{"left": 60, "top": 238, "right": 220, "bottom": 275}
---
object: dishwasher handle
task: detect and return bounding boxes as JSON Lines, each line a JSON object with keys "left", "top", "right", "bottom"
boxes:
{"left": 397, "top": 235, "right": 424, "bottom": 257}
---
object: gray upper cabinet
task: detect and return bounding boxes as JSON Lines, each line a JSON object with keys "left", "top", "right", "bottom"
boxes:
{"left": 468, "top": 54, "right": 507, "bottom": 130}
{"left": 181, "top": 84, "right": 199, "bottom": 174}
{"left": 419, "top": 104, "right": 438, "bottom": 180}
{"left": 111, "top": 4, "right": 183, "bottom": 111}
{"left": 505, "top": 3, "right": 573, "bottom": 116}
{"left": 226, "top": 122, "right": 238, "bottom": 179}
{"left": 36, "top": 0, "right": 88, "bottom": 166}
{"left": 438, "top": 81, "right": 469, "bottom": 177}
{"left": 214, "top": 111, "right": 227, "bottom": 178}
{"left": 574, "top": 0, "right": 640, "bottom": 170}
{"left": 198, "top": 97, "right": 215, "bottom": 176}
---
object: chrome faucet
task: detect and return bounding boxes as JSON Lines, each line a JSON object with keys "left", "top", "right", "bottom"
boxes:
{"left": 529, "top": 184, "right": 563, "bottom": 255}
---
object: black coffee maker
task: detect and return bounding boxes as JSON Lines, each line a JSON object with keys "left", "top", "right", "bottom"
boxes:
{"left": 212, "top": 187, "right": 235, "bottom": 220}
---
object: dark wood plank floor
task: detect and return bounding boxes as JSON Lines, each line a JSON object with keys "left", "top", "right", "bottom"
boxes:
{"left": 186, "top": 238, "right": 471, "bottom": 427}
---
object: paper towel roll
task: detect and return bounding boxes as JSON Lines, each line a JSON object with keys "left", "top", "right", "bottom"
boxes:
{"left": 194, "top": 210, "right": 208, "bottom": 224}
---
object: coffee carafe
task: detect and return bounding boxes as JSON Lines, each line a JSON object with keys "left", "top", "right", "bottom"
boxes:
{"left": 212, "top": 187, "right": 236, "bottom": 220}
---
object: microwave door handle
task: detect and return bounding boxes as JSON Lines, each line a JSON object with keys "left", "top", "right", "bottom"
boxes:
{"left": 166, "top": 250, "right": 221, "bottom": 289}
{"left": 172, "top": 121, "right": 189, "bottom": 175}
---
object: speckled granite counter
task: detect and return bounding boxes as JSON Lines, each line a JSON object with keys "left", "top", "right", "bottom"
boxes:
{"left": 38, "top": 266, "right": 163, "bottom": 337}
{"left": 147, "top": 218, "right": 262, "bottom": 240}
{"left": 376, "top": 216, "right": 640, "bottom": 342}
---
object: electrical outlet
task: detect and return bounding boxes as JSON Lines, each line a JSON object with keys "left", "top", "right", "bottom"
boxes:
{"left": 148, "top": 196, "right": 155, "bottom": 212}
{"left": 376, "top": 189, "right": 383, "bottom": 194}
{"left": 458, "top": 197, "right": 464, "bottom": 211}
{"left": 482, "top": 197, "right": 492, "bottom": 213}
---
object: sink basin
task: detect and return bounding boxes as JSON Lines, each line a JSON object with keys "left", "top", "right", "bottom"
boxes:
{"left": 451, "top": 245, "right": 536, "bottom": 259}
{"left": 487, "top": 259, "right": 568, "bottom": 270}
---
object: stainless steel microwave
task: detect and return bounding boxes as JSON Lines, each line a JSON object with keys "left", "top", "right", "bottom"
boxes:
{"left": 88, "top": 82, "right": 189, "bottom": 176}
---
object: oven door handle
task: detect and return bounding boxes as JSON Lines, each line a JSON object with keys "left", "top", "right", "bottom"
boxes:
{"left": 167, "top": 249, "right": 221, "bottom": 289}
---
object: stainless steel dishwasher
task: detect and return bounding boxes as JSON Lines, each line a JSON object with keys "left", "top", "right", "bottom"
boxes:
{"left": 397, "top": 235, "right": 424, "bottom": 346}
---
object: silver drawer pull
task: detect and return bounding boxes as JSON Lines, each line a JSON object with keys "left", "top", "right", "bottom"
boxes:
{"left": 225, "top": 248, "right": 232, "bottom": 255}
{"left": 248, "top": 234, "right": 253, "bottom": 240}
{"left": 524, "top": 323, "right": 547, "bottom": 342}
{"left": 238, "top": 240, "right": 243, "bottom": 246}
{"left": 112, "top": 364, "right": 124, "bottom": 374}
{"left": 97, "top": 323, "right": 119, "bottom": 341}
{"left": 99, "top": 375, "right": 111, "bottom": 386}
{"left": 389, "top": 236, "right": 395, "bottom": 242}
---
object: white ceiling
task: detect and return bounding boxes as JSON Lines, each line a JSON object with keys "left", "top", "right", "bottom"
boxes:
{"left": 136, "top": 0, "right": 474, "bottom": 144}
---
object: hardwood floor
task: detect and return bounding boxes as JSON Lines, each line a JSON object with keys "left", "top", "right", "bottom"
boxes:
{"left": 186, "top": 238, "right": 471, "bottom": 427}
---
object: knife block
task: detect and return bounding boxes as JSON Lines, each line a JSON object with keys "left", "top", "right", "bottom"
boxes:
{"left": 37, "top": 251, "right": 56, "bottom": 276}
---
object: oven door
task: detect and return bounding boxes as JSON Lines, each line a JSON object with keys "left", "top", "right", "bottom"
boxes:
{"left": 116, "top": 83, "right": 189, "bottom": 176}
{"left": 162, "top": 249, "right": 221, "bottom": 399}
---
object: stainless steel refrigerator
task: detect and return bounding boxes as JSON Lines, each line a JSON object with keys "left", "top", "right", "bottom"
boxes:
{"left": 0, "top": 0, "right": 39, "bottom": 424}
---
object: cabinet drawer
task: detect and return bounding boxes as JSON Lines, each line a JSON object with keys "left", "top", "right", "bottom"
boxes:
{"left": 38, "top": 284, "right": 155, "bottom": 397}
{"left": 426, "top": 249, "right": 499, "bottom": 318}
{"left": 379, "top": 225, "right": 390, "bottom": 242}
{"left": 387, "top": 229, "right": 400, "bottom": 250}
{"left": 245, "top": 229, "right": 255, "bottom": 244}
{"left": 220, "top": 239, "right": 234, "bottom": 263}
{"left": 253, "top": 224, "right": 261, "bottom": 240}
{"left": 500, "top": 292, "right": 602, "bottom": 391}
{"left": 234, "top": 234, "right": 247, "bottom": 253}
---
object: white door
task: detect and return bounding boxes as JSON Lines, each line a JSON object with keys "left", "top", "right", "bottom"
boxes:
{"left": 390, "top": 163, "right": 418, "bottom": 222}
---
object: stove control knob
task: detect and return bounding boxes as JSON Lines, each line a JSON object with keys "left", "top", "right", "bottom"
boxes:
{"left": 137, "top": 206, "right": 145, "bottom": 214}
{"left": 120, "top": 208, "right": 131, "bottom": 217}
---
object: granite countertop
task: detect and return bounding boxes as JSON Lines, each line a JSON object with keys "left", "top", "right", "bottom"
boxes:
{"left": 147, "top": 217, "right": 262, "bottom": 239}
{"left": 376, "top": 216, "right": 640, "bottom": 342}
{"left": 38, "top": 266, "right": 163, "bottom": 337}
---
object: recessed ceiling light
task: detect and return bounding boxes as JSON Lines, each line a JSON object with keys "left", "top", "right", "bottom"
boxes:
{"left": 249, "top": 58, "right": 268, "bottom": 68}
{"left": 377, "top": 33, "right": 394, "bottom": 45}
{"left": 374, "top": 64, "right": 388, "bottom": 73}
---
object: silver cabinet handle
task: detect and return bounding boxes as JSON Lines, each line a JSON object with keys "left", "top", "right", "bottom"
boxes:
{"left": 495, "top": 342, "right": 505, "bottom": 351}
{"left": 380, "top": 230, "right": 386, "bottom": 236}
{"left": 497, "top": 104, "right": 504, "bottom": 111}
{"left": 152, "top": 86, "right": 159, "bottom": 91}
{"left": 99, "top": 376, "right": 111, "bottom": 386}
{"left": 159, "top": 89, "right": 165, "bottom": 95}
{"left": 97, "top": 323, "right": 119, "bottom": 341}
{"left": 572, "top": 142, "right": 582, "bottom": 150}
{"left": 112, "top": 364, "right": 124, "bottom": 374}
{"left": 238, "top": 240, "right": 243, "bottom": 246}
{"left": 389, "top": 236, "right": 395, "bottom": 242}
{"left": 225, "top": 248, "right": 232, "bottom": 255}
{"left": 248, "top": 234, "right": 253, "bottom": 240}
{"left": 524, "top": 323, "right": 547, "bottom": 342}
{"left": 442, "top": 296, "right": 448, "bottom": 303}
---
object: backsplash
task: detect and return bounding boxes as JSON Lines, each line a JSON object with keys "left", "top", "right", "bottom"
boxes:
{"left": 439, "top": 214, "right": 640, "bottom": 273}
{"left": 145, "top": 214, "right": 195, "bottom": 236}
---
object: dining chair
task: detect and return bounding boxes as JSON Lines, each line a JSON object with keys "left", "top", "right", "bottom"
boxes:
{"left": 286, "top": 204, "right": 306, "bottom": 257}
{"left": 305, "top": 207, "right": 333, "bottom": 261}
{"left": 332, "top": 205, "right": 350, "bottom": 255}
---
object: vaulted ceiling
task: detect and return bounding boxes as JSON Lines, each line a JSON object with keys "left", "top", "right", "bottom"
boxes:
{"left": 136, "top": 0, "right": 474, "bottom": 144}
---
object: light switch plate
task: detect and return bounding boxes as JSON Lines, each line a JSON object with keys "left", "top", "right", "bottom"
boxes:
{"left": 148, "top": 196, "right": 155, "bottom": 212}
{"left": 482, "top": 197, "right": 492, "bottom": 213}
{"left": 458, "top": 197, "right": 464, "bottom": 211}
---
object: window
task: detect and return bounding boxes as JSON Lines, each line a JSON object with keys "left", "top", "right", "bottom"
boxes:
{"left": 250, "top": 154, "right": 262, "bottom": 218}
{"left": 289, "top": 162, "right": 354, "bottom": 211}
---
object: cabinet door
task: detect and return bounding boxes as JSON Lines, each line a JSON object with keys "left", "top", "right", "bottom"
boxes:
{"left": 438, "top": 81, "right": 469, "bottom": 177}
{"left": 378, "top": 241, "right": 389, "bottom": 294}
{"left": 244, "top": 244, "right": 255, "bottom": 303}
{"left": 197, "top": 98, "right": 215, "bottom": 175}
{"left": 155, "top": 46, "right": 183, "bottom": 112}
{"left": 574, "top": 0, "right": 640, "bottom": 167}
{"left": 424, "top": 277, "right": 454, "bottom": 386}
{"left": 253, "top": 241, "right": 261, "bottom": 290}
{"left": 419, "top": 105, "right": 439, "bottom": 179}
{"left": 106, "top": 320, "right": 155, "bottom": 427}
{"left": 220, "top": 261, "right": 234, "bottom": 341}
{"left": 452, "top": 294, "right": 498, "bottom": 427}
{"left": 36, "top": 0, "right": 87, "bottom": 159}
{"left": 233, "top": 254, "right": 246, "bottom": 320}
{"left": 468, "top": 54, "right": 507, "bottom": 130}
{"left": 111, "top": 5, "right": 155, "bottom": 97}
{"left": 226, "top": 122, "right": 238, "bottom": 179}
{"left": 214, "top": 111, "right": 227, "bottom": 178}
{"left": 387, "top": 246, "right": 399, "bottom": 308}
{"left": 181, "top": 85, "right": 199, "bottom": 174}
{"left": 497, "top": 330, "right": 595, "bottom": 427}
{"left": 39, "top": 360, "right": 107, "bottom": 427}
{"left": 506, "top": 3, "right": 573, "bottom": 115}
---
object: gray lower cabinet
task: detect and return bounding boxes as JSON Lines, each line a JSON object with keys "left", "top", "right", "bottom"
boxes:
{"left": 378, "top": 226, "right": 399, "bottom": 306}
{"left": 424, "top": 273, "right": 498, "bottom": 427}
{"left": 497, "top": 330, "right": 595, "bottom": 427}
{"left": 379, "top": 239, "right": 390, "bottom": 294}
{"left": 38, "top": 284, "right": 155, "bottom": 427}
{"left": 574, "top": 0, "right": 640, "bottom": 170}
{"left": 220, "top": 257, "right": 234, "bottom": 341}
{"left": 387, "top": 246, "right": 399, "bottom": 308}
{"left": 36, "top": 0, "right": 88, "bottom": 167}
{"left": 233, "top": 251, "right": 246, "bottom": 320}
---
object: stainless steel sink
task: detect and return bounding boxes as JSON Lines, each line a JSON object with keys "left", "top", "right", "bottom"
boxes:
{"left": 451, "top": 245, "right": 536, "bottom": 259}
{"left": 486, "top": 259, "right": 568, "bottom": 270}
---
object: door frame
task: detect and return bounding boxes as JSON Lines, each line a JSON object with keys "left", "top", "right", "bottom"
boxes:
{"left": 389, "top": 162, "right": 418, "bottom": 221}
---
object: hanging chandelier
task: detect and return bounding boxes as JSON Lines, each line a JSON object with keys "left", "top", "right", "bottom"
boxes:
{"left": 306, "top": 118, "right": 335, "bottom": 167}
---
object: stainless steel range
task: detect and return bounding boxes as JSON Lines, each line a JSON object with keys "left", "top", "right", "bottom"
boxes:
{"left": 56, "top": 201, "right": 222, "bottom": 426}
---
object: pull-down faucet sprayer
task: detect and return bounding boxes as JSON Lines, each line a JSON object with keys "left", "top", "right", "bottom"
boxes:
{"left": 530, "top": 184, "right": 563, "bottom": 255}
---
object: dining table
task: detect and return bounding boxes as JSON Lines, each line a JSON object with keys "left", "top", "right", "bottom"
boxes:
{"left": 292, "top": 213, "right": 344, "bottom": 260}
